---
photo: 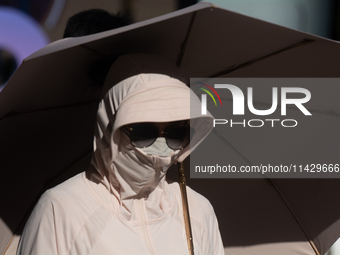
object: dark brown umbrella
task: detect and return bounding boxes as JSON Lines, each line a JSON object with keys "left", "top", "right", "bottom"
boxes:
{"left": 1, "top": 2, "right": 340, "bottom": 254}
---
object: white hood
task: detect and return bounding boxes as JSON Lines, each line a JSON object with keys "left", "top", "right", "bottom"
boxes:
{"left": 88, "top": 54, "right": 213, "bottom": 220}
{"left": 17, "top": 54, "right": 224, "bottom": 255}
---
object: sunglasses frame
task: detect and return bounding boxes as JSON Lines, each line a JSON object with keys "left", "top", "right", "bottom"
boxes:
{"left": 121, "top": 122, "right": 193, "bottom": 150}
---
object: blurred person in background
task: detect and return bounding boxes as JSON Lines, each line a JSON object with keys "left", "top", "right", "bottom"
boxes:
{"left": 63, "top": 9, "right": 131, "bottom": 38}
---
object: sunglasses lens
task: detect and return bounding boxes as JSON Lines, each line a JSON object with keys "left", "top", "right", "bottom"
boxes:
{"left": 166, "top": 126, "right": 190, "bottom": 149}
{"left": 127, "top": 123, "right": 193, "bottom": 150}
{"left": 130, "top": 124, "right": 158, "bottom": 148}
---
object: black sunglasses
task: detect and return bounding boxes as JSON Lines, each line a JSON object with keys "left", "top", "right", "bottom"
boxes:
{"left": 121, "top": 123, "right": 194, "bottom": 150}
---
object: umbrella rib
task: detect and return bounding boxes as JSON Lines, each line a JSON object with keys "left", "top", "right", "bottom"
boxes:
{"left": 212, "top": 128, "right": 254, "bottom": 166}
{"left": 176, "top": 11, "right": 198, "bottom": 68}
{"left": 80, "top": 44, "right": 107, "bottom": 58}
{"left": 210, "top": 38, "right": 314, "bottom": 77}
{"left": 212, "top": 127, "right": 320, "bottom": 254}
{"left": 211, "top": 128, "right": 275, "bottom": 183}
{"left": 0, "top": 101, "right": 99, "bottom": 122}
{"left": 268, "top": 180, "right": 321, "bottom": 255}
{"left": 3, "top": 234, "right": 16, "bottom": 255}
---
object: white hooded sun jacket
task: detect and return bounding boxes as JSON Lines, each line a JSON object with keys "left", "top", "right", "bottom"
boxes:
{"left": 17, "top": 54, "right": 224, "bottom": 255}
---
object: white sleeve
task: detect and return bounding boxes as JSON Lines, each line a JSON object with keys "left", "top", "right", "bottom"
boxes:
{"left": 187, "top": 186, "right": 225, "bottom": 255}
{"left": 16, "top": 191, "right": 58, "bottom": 255}
{"left": 204, "top": 202, "right": 224, "bottom": 255}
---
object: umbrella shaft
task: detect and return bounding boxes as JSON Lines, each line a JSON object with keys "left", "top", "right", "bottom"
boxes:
{"left": 178, "top": 161, "right": 194, "bottom": 255}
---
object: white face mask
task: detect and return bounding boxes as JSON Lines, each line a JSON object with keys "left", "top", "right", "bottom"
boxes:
{"left": 113, "top": 132, "right": 180, "bottom": 198}
{"left": 139, "top": 137, "right": 175, "bottom": 157}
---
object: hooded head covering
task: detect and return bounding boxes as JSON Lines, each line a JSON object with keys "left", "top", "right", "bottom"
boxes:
{"left": 87, "top": 54, "right": 213, "bottom": 220}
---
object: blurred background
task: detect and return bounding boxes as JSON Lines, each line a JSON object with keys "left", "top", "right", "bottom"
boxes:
{"left": 0, "top": 0, "right": 339, "bottom": 253}
{"left": 0, "top": 0, "right": 339, "bottom": 92}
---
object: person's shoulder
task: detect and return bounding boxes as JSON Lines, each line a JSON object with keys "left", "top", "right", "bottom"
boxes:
{"left": 167, "top": 182, "right": 216, "bottom": 220}
{"left": 186, "top": 185, "right": 216, "bottom": 219}
{"left": 42, "top": 173, "right": 84, "bottom": 197}
{"left": 38, "top": 172, "right": 101, "bottom": 212}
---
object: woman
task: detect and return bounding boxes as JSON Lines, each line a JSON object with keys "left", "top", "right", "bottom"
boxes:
{"left": 17, "top": 54, "right": 224, "bottom": 255}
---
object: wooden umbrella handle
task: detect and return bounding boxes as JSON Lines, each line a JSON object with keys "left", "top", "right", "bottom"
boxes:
{"left": 178, "top": 161, "right": 194, "bottom": 255}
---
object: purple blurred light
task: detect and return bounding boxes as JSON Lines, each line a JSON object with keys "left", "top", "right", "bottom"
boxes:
{"left": 0, "top": 6, "right": 49, "bottom": 91}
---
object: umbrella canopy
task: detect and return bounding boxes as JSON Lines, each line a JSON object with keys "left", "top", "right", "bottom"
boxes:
{"left": 1, "top": 2, "right": 340, "bottom": 255}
